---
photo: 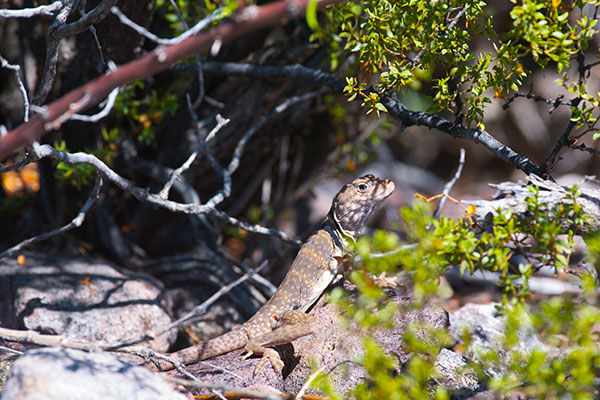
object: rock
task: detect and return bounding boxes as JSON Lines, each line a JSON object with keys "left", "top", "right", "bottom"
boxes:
{"left": 0, "top": 252, "right": 175, "bottom": 352}
{"left": 0, "top": 347, "right": 188, "bottom": 400}
{"left": 449, "top": 302, "right": 544, "bottom": 378}
{"left": 163, "top": 290, "right": 450, "bottom": 397}
{"left": 434, "top": 348, "right": 480, "bottom": 397}
{"left": 283, "top": 294, "right": 450, "bottom": 395}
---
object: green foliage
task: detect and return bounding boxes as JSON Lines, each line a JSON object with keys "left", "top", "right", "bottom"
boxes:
{"left": 53, "top": 141, "right": 96, "bottom": 188}
{"left": 314, "top": 184, "right": 600, "bottom": 398}
{"left": 324, "top": 0, "right": 600, "bottom": 132}
{"left": 113, "top": 81, "right": 179, "bottom": 145}
{"left": 435, "top": 184, "right": 584, "bottom": 304}
{"left": 52, "top": 128, "right": 119, "bottom": 188}
{"left": 344, "top": 77, "right": 388, "bottom": 116}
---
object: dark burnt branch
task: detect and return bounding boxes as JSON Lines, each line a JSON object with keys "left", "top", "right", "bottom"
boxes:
{"left": 195, "top": 62, "right": 541, "bottom": 176}
{"left": 572, "top": 143, "right": 600, "bottom": 156}
{"left": 540, "top": 98, "right": 581, "bottom": 175}
{"left": 502, "top": 92, "right": 572, "bottom": 112}
{"left": 48, "top": 0, "right": 117, "bottom": 41}
{"left": 378, "top": 93, "right": 541, "bottom": 176}
{"left": 540, "top": 52, "right": 590, "bottom": 175}
{"left": 33, "top": 0, "right": 118, "bottom": 105}
{"left": 0, "top": 0, "right": 344, "bottom": 160}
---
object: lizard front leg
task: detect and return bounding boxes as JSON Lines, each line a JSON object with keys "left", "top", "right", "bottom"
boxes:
{"left": 242, "top": 310, "right": 316, "bottom": 375}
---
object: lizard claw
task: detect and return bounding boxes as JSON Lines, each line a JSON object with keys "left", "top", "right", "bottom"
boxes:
{"left": 253, "top": 348, "right": 284, "bottom": 376}
{"left": 241, "top": 350, "right": 254, "bottom": 361}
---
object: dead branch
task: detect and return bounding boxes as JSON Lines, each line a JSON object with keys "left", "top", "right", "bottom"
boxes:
{"left": 162, "top": 376, "right": 285, "bottom": 400}
{"left": 33, "top": 0, "right": 119, "bottom": 105}
{"left": 0, "top": 1, "right": 63, "bottom": 18}
{"left": 0, "top": 54, "right": 30, "bottom": 121}
{"left": 0, "top": 138, "right": 300, "bottom": 249}
{"left": 466, "top": 174, "right": 600, "bottom": 236}
{"left": 433, "top": 148, "right": 466, "bottom": 219}
{"left": 0, "top": 0, "right": 344, "bottom": 160}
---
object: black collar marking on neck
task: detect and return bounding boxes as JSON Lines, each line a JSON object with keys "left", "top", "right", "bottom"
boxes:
{"left": 323, "top": 214, "right": 347, "bottom": 249}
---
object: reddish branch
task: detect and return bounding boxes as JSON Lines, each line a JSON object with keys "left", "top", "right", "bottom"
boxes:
{"left": 0, "top": 0, "right": 343, "bottom": 161}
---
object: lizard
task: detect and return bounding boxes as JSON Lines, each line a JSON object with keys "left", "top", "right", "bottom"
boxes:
{"left": 143, "top": 174, "right": 395, "bottom": 374}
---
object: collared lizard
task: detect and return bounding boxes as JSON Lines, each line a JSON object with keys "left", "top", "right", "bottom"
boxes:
{"left": 144, "top": 174, "right": 395, "bottom": 374}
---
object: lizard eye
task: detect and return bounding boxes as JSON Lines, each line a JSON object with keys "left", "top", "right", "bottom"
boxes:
{"left": 357, "top": 183, "right": 368, "bottom": 192}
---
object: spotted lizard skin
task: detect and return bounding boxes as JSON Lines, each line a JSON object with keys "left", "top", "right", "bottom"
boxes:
{"left": 144, "top": 174, "right": 395, "bottom": 372}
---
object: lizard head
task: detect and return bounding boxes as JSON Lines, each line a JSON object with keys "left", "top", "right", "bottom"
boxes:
{"left": 329, "top": 174, "right": 395, "bottom": 239}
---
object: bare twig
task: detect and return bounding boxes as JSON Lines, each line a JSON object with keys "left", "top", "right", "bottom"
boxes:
{"left": 186, "top": 103, "right": 231, "bottom": 210}
{"left": 433, "top": 148, "right": 466, "bottom": 219}
{"left": 296, "top": 366, "right": 325, "bottom": 399}
{"left": 572, "top": 143, "right": 600, "bottom": 156}
{"left": 168, "top": 0, "right": 206, "bottom": 107}
{"left": 159, "top": 114, "right": 230, "bottom": 200}
{"left": 0, "top": 345, "right": 23, "bottom": 356}
{"left": 26, "top": 143, "right": 215, "bottom": 215}
{"left": 230, "top": 257, "right": 278, "bottom": 295}
{"left": 70, "top": 85, "right": 118, "bottom": 122}
{"left": 162, "top": 376, "right": 284, "bottom": 400}
{"left": 502, "top": 92, "right": 572, "bottom": 112}
{"left": 0, "top": 175, "right": 103, "bottom": 258}
{"left": 540, "top": 98, "right": 582, "bottom": 175}
{"left": 210, "top": 209, "right": 301, "bottom": 247}
{"left": 167, "top": 261, "right": 269, "bottom": 330}
{"left": 85, "top": 18, "right": 106, "bottom": 69}
{"left": 0, "top": 1, "right": 63, "bottom": 18}
{"left": 111, "top": 6, "right": 224, "bottom": 46}
{"left": 0, "top": 54, "right": 30, "bottom": 122}
{"left": 0, "top": 326, "right": 103, "bottom": 351}
{"left": 360, "top": 244, "right": 418, "bottom": 260}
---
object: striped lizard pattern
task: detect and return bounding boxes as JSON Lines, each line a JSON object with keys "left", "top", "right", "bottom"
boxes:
{"left": 144, "top": 174, "right": 395, "bottom": 374}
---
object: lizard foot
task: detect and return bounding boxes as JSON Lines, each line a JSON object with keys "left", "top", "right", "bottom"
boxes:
{"left": 373, "top": 272, "right": 401, "bottom": 289}
{"left": 253, "top": 348, "right": 284, "bottom": 376}
{"left": 242, "top": 347, "right": 284, "bottom": 376}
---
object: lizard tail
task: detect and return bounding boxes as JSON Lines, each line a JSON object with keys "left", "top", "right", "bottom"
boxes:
{"left": 141, "top": 330, "right": 248, "bottom": 372}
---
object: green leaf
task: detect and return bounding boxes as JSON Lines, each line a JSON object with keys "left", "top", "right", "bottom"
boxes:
{"left": 306, "top": 0, "right": 321, "bottom": 32}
